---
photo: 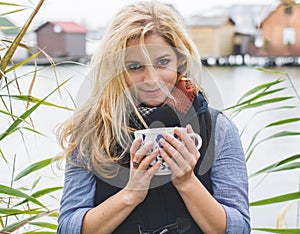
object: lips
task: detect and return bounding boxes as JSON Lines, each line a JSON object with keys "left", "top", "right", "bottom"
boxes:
{"left": 141, "top": 88, "right": 160, "bottom": 95}
{"left": 136, "top": 88, "right": 166, "bottom": 106}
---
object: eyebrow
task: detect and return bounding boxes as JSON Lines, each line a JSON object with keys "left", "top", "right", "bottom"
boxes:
{"left": 155, "top": 54, "right": 172, "bottom": 60}
{"left": 125, "top": 53, "right": 172, "bottom": 64}
{"left": 125, "top": 60, "right": 140, "bottom": 65}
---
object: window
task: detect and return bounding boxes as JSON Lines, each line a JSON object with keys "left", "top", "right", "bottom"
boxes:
{"left": 285, "top": 5, "right": 293, "bottom": 15}
{"left": 254, "top": 31, "right": 263, "bottom": 48}
{"left": 283, "top": 28, "right": 295, "bottom": 45}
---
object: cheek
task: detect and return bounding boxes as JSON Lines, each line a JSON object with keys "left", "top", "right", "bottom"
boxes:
{"left": 161, "top": 69, "right": 178, "bottom": 86}
{"left": 124, "top": 74, "right": 135, "bottom": 87}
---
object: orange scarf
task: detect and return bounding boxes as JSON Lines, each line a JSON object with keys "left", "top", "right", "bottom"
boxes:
{"left": 163, "top": 77, "right": 196, "bottom": 114}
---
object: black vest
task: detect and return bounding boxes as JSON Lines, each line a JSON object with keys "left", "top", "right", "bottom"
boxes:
{"left": 94, "top": 106, "right": 217, "bottom": 233}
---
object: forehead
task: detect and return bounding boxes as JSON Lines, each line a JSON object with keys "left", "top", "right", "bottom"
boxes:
{"left": 125, "top": 35, "right": 175, "bottom": 60}
{"left": 128, "top": 35, "right": 170, "bottom": 47}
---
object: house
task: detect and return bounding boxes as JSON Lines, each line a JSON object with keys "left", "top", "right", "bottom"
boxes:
{"left": 248, "top": 0, "right": 300, "bottom": 57}
{"left": 185, "top": 14, "right": 235, "bottom": 58}
{"left": 35, "top": 21, "right": 88, "bottom": 59}
{"left": 0, "top": 17, "right": 29, "bottom": 62}
{"left": 233, "top": 32, "right": 253, "bottom": 55}
{"left": 0, "top": 17, "right": 19, "bottom": 37}
{"left": 228, "top": 4, "right": 272, "bottom": 55}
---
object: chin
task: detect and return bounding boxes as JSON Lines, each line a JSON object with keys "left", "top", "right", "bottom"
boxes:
{"left": 142, "top": 99, "right": 164, "bottom": 107}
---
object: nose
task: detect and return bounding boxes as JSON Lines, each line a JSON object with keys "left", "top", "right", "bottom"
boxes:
{"left": 142, "top": 65, "right": 159, "bottom": 84}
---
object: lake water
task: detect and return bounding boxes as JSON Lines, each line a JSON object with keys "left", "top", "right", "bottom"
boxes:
{"left": 1, "top": 64, "right": 299, "bottom": 232}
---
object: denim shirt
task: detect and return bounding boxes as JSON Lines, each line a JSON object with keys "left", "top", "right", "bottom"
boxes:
{"left": 57, "top": 113, "right": 251, "bottom": 234}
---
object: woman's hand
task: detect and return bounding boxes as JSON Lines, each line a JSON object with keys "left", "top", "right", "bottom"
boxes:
{"left": 123, "top": 137, "right": 160, "bottom": 205}
{"left": 159, "top": 124, "right": 201, "bottom": 188}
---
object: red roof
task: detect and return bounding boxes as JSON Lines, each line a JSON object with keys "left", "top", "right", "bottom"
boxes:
{"left": 48, "top": 21, "right": 88, "bottom": 33}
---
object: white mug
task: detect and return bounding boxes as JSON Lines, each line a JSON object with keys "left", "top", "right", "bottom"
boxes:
{"left": 134, "top": 127, "right": 202, "bottom": 175}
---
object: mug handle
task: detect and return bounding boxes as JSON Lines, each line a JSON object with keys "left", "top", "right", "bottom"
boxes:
{"left": 187, "top": 133, "right": 202, "bottom": 150}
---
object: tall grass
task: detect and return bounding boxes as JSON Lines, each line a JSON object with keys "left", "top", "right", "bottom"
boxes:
{"left": 1, "top": 0, "right": 300, "bottom": 233}
{"left": 0, "top": 1, "right": 72, "bottom": 233}
{"left": 225, "top": 68, "right": 300, "bottom": 232}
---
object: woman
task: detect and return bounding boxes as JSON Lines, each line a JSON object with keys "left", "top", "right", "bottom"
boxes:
{"left": 57, "top": 1, "right": 250, "bottom": 233}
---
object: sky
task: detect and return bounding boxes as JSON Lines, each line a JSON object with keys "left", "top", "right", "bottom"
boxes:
{"left": 4, "top": 0, "right": 278, "bottom": 30}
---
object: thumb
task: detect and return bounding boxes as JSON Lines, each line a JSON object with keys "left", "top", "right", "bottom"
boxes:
{"left": 186, "top": 124, "right": 193, "bottom": 133}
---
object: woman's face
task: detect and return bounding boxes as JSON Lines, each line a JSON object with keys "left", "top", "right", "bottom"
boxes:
{"left": 124, "top": 35, "right": 178, "bottom": 106}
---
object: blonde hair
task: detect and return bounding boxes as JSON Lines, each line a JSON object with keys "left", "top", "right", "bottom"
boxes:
{"left": 57, "top": 1, "right": 203, "bottom": 177}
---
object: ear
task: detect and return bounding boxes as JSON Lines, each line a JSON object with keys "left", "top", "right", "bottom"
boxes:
{"left": 176, "top": 54, "right": 186, "bottom": 74}
{"left": 178, "top": 76, "right": 193, "bottom": 90}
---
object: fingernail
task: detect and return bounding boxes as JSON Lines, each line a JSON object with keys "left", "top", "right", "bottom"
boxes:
{"left": 163, "top": 133, "right": 172, "bottom": 139}
{"left": 159, "top": 138, "right": 165, "bottom": 145}
{"left": 145, "top": 141, "right": 154, "bottom": 146}
{"left": 186, "top": 124, "right": 192, "bottom": 130}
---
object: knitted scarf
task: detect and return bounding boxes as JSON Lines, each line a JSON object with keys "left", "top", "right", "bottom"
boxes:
{"left": 136, "top": 78, "right": 208, "bottom": 129}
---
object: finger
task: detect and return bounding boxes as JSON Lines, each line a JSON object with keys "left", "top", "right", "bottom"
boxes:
{"left": 158, "top": 147, "right": 178, "bottom": 171}
{"left": 160, "top": 147, "right": 196, "bottom": 180}
{"left": 134, "top": 141, "right": 154, "bottom": 160}
{"left": 158, "top": 147, "right": 189, "bottom": 176}
{"left": 159, "top": 137, "right": 185, "bottom": 164}
{"left": 130, "top": 138, "right": 142, "bottom": 168}
{"left": 186, "top": 124, "right": 193, "bottom": 133}
{"left": 131, "top": 138, "right": 153, "bottom": 169}
{"left": 132, "top": 142, "right": 153, "bottom": 168}
{"left": 162, "top": 131, "right": 190, "bottom": 158}
{"left": 173, "top": 127, "right": 200, "bottom": 164}
{"left": 185, "top": 124, "right": 200, "bottom": 153}
{"left": 175, "top": 126, "right": 198, "bottom": 155}
{"left": 143, "top": 160, "right": 161, "bottom": 180}
{"left": 130, "top": 137, "right": 143, "bottom": 156}
{"left": 138, "top": 149, "right": 159, "bottom": 170}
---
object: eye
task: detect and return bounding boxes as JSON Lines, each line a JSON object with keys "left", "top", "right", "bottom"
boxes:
{"left": 156, "top": 59, "right": 170, "bottom": 67}
{"left": 126, "top": 63, "right": 143, "bottom": 70}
